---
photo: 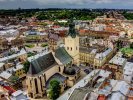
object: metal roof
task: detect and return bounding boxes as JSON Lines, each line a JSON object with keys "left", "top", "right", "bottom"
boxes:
{"left": 55, "top": 47, "right": 73, "bottom": 65}
{"left": 28, "top": 52, "right": 57, "bottom": 75}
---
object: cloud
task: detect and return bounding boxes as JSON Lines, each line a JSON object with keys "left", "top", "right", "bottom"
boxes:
{"left": 0, "top": 0, "right": 133, "bottom": 9}
{"left": 30, "top": 0, "right": 113, "bottom": 5}
{"left": 0, "top": 0, "right": 131, "bottom": 5}
{"left": 0, "top": 0, "right": 15, "bottom": 2}
{"left": 0, "top": 0, "right": 110, "bottom": 5}
{"left": 28, "top": 0, "right": 133, "bottom": 6}
{"left": 0, "top": 0, "right": 6, "bottom": 2}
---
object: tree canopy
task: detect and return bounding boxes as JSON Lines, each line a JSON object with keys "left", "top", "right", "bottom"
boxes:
{"left": 23, "top": 61, "right": 30, "bottom": 73}
{"left": 0, "top": 9, "right": 103, "bottom": 21}
{"left": 130, "top": 42, "right": 133, "bottom": 49}
{"left": 36, "top": 10, "right": 103, "bottom": 21}
{"left": 123, "top": 12, "right": 133, "bottom": 20}
{"left": 47, "top": 79, "right": 61, "bottom": 100}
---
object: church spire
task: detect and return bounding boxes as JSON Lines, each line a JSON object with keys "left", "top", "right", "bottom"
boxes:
{"left": 68, "top": 18, "right": 78, "bottom": 38}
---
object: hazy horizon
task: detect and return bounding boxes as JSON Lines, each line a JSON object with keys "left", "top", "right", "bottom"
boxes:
{"left": 0, "top": 0, "right": 133, "bottom": 9}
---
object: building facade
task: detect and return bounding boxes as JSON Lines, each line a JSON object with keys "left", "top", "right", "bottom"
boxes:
{"left": 64, "top": 19, "right": 79, "bottom": 65}
{"left": 26, "top": 47, "right": 80, "bottom": 99}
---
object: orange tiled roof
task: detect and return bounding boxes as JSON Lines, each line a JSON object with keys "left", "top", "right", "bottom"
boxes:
{"left": 98, "top": 95, "right": 106, "bottom": 100}
{"left": 79, "top": 29, "right": 119, "bottom": 36}
{"left": 52, "top": 25, "right": 60, "bottom": 28}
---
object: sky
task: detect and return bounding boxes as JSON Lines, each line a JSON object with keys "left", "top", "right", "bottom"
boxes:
{"left": 0, "top": 0, "right": 133, "bottom": 9}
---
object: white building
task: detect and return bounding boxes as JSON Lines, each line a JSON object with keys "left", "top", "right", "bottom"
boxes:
{"left": 0, "top": 29, "right": 19, "bottom": 37}
{"left": 57, "top": 69, "right": 111, "bottom": 100}
{"left": 110, "top": 80, "right": 130, "bottom": 100}
{"left": 10, "top": 90, "right": 29, "bottom": 100}
{"left": 0, "top": 71, "right": 12, "bottom": 81}
{"left": 109, "top": 52, "right": 127, "bottom": 67}
{"left": 123, "top": 62, "right": 133, "bottom": 83}
{"left": 0, "top": 48, "right": 27, "bottom": 63}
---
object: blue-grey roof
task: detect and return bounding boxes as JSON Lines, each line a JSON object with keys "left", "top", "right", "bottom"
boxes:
{"left": 46, "top": 73, "right": 67, "bottom": 89}
{"left": 55, "top": 47, "right": 73, "bottom": 65}
{"left": 13, "top": 94, "right": 29, "bottom": 100}
{"left": 63, "top": 65, "right": 80, "bottom": 75}
{"left": 27, "top": 30, "right": 37, "bottom": 35}
{"left": 68, "top": 87, "right": 93, "bottom": 100}
{"left": 28, "top": 52, "right": 57, "bottom": 75}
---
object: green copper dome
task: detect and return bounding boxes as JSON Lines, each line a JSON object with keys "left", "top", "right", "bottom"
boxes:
{"left": 68, "top": 18, "right": 78, "bottom": 38}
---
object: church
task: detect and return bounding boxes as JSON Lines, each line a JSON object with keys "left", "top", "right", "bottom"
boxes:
{"left": 26, "top": 19, "right": 81, "bottom": 99}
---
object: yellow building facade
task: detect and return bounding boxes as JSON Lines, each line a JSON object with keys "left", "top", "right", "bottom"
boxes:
{"left": 79, "top": 48, "right": 114, "bottom": 68}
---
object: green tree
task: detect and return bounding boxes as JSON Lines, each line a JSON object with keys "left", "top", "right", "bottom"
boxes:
{"left": 130, "top": 42, "right": 133, "bottom": 49}
{"left": 27, "top": 52, "right": 35, "bottom": 57}
{"left": 23, "top": 61, "right": 30, "bottom": 73}
{"left": 123, "top": 12, "right": 133, "bottom": 20}
{"left": 47, "top": 79, "right": 61, "bottom": 100}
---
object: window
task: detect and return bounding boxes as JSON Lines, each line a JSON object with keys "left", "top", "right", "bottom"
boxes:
{"left": 76, "top": 46, "right": 78, "bottom": 50}
{"left": 30, "top": 93, "right": 33, "bottom": 98}
{"left": 30, "top": 80, "right": 32, "bottom": 86}
{"left": 44, "top": 74, "right": 46, "bottom": 82}
{"left": 71, "top": 47, "right": 72, "bottom": 51}
{"left": 40, "top": 77, "right": 43, "bottom": 91}
{"left": 34, "top": 78, "right": 39, "bottom": 94}
{"left": 1, "top": 94, "right": 4, "bottom": 98}
{"left": 59, "top": 67, "right": 61, "bottom": 72}
{"left": 75, "top": 76, "right": 76, "bottom": 79}
{"left": 67, "top": 47, "right": 69, "bottom": 50}
{"left": 3, "top": 66, "right": 6, "bottom": 71}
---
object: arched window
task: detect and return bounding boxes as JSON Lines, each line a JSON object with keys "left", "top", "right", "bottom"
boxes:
{"left": 44, "top": 74, "right": 46, "bottom": 82}
{"left": 3, "top": 65, "right": 6, "bottom": 71}
{"left": 34, "top": 78, "right": 38, "bottom": 94}
{"left": 59, "top": 67, "right": 61, "bottom": 72}
{"left": 40, "top": 77, "right": 43, "bottom": 91}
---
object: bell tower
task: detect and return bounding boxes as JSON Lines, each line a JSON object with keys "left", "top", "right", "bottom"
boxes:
{"left": 65, "top": 18, "right": 79, "bottom": 65}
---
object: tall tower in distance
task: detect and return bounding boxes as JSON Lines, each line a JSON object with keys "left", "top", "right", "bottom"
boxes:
{"left": 65, "top": 18, "right": 79, "bottom": 65}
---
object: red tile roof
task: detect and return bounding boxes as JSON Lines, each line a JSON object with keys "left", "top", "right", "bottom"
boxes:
{"left": 3, "top": 86, "right": 16, "bottom": 94}
{"left": 98, "top": 95, "right": 106, "bottom": 100}
{"left": 79, "top": 29, "right": 119, "bottom": 36}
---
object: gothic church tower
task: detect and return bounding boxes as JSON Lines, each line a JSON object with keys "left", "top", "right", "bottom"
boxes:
{"left": 65, "top": 18, "right": 79, "bottom": 65}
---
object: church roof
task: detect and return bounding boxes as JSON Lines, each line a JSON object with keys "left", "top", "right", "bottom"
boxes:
{"left": 46, "top": 73, "right": 67, "bottom": 89}
{"left": 63, "top": 65, "right": 80, "bottom": 75}
{"left": 55, "top": 47, "right": 73, "bottom": 65}
{"left": 64, "top": 67, "right": 76, "bottom": 75}
{"left": 28, "top": 52, "right": 57, "bottom": 75}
